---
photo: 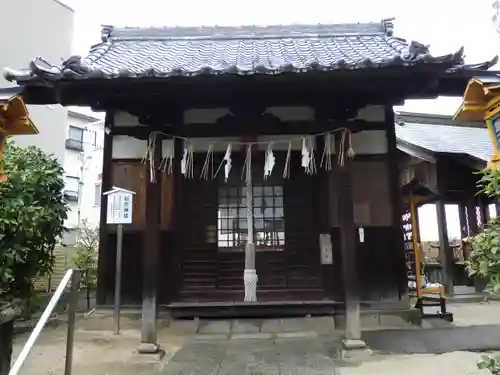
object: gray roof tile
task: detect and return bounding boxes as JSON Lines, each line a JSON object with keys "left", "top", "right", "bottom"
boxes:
{"left": 396, "top": 121, "right": 492, "bottom": 162}
{"left": 6, "top": 19, "right": 497, "bottom": 83}
{"left": 82, "top": 21, "right": 464, "bottom": 77}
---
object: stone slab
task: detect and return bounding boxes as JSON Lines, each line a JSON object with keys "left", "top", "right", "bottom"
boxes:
{"left": 168, "top": 319, "right": 199, "bottom": 334}
{"left": 340, "top": 347, "right": 373, "bottom": 363}
{"left": 231, "top": 333, "right": 273, "bottom": 340}
{"left": 198, "top": 320, "right": 231, "bottom": 334}
{"left": 218, "top": 339, "right": 278, "bottom": 375}
{"left": 280, "top": 318, "right": 307, "bottom": 332}
{"left": 275, "top": 337, "right": 337, "bottom": 375}
{"left": 160, "top": 332, "right": 341, "bottom": 375}
{"left": 232, "top": 319, "right": 261, "bottom": 334}
{"left": 379, "top": 314, "right": 416, "bottom": 329}
{"left": 193, "top": 334, "right": 229, "bottom": 341}
{"left": 275, "top": 331, "right": 318, "bottom": 339}
{"left": 306, "top": 316, "right": 336, "bottom": 335}
{"left": 260, "top": 319, "right": 282, "bottom": 333}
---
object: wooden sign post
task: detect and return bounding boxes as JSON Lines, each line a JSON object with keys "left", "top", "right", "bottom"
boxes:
{"left": 103, "top": 186, "right": 136, "bottom": 335}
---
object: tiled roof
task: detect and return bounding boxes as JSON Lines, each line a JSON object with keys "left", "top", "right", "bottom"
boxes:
{"left": 3, "top": 19, "right": 497, "bottom": 83}
{"left": 395, "top": 116, "right": 492, "bottom": 163}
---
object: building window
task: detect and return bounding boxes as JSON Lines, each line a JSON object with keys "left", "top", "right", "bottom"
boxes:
{"left": 217, "top": 185, "right": 285, "bottom": 251}
{"left": 94, "top": 183, "right": 102, "bottom": 206}
{"left": 64, "top": 176, "right": 80, "bottom": 202}
{"left": 66, "top": 126, "right": 84, "bottom": 151}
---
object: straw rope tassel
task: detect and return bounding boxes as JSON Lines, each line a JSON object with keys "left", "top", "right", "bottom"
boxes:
{"left": 320, "top": 133, "right": 332, "bottom": 171}
{"left": 141, "top": 132, "right": 157, "bottom": 183}
{"left": 241, "top": 143, "right": 253, "bottom": 181}
{"left": 200, "top": 143, "right": 214, "bottom": 180}
{"left": 304, "top": 136, "right": 316, "bottom": 175}
{"left": 346, "top": 130, "right": 356, "bottom": 159}
{"left": 337, "top": 129, "right": 347, "bottom": 167}
{"left": 283, "top": 141, "right": 292, "bottom": 179}
{"left": 186, "top": 142, "right": 194, "bottom": 179}
{"left": 159, "top": 142, "right": 174, "bottom": 175}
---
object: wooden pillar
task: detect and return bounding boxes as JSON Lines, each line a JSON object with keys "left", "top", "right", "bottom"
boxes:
{"left": 466, "top": 198, "right": 479, "bottom": 234}
{"left": 458, "top": 203, "right": 468, "bottom": 238}
{"left": 316, "top": 135, "right": 334, "bottom": 297}
{"left": 139, "top": 134, "right": 162, "bottom": 353}
{"left": 385, "top": 106, "right": 408, "bottom": 301}
{"left": 171, "top": 137, "right": 183, "bottom": 301}
{"left": 479, "top": 199, "right": 490, "bottom": 224}
{"left": 96, "top": 111, "right": 113, "bottom": 306}
{"left": 436, "top": 200, "right": 453, "bottom": 296}
{"left": 0, "top": 321, "right": 13, "bottom": 375}
{"left": 337, "top": 158, "right": 365, "bottom": 349}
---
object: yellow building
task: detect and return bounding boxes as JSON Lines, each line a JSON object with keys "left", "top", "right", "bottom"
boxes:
{"left": 454, "top": 75, "right": 500, "bottom": 168}
{"left": 0, "top": 94, "right": 39, "bottom": 181}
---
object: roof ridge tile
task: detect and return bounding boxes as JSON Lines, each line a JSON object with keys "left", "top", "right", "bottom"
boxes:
{"left": 100, "top": 20, "right": 391, "bottom": 42}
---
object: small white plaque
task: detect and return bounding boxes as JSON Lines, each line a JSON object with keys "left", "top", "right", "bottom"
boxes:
{"left": 358, "top": 227, "right": 365, "bottom": 243}
{"left": 319, "top": 233, "right": 333, "bottom": 265}
{"left": 104, "top": 186, "right": 136, "bottom": 225}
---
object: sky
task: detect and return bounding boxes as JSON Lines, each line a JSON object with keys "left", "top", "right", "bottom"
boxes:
{"left": 60, "top": 0, "right": 500, "bottom": 241}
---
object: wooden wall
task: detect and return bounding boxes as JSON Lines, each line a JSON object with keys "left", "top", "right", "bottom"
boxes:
{"left": 96, "top": 106, "right": 407, "bottom": 308}
{"left": 98, "top": 158, "right": 176, "bottom": 305}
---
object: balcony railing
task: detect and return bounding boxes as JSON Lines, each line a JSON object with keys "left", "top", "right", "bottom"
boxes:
{"left": 65, "top": 139, "right": 84, "bottom": 152}
{"left": 63, "top": 190, "right": 79, "bottom": 202}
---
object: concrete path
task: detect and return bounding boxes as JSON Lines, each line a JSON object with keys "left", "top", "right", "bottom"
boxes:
{"left": 160, "top": 323, "right": 500, "bottom": 375}
{"left": 161, "top": 336, "right": 340, "bottom": 375}
{"left": 363, "top": 324, "right": 500, "bottom": 354}
{"left": 338, "top": 352, "right": 492, "bottom": 375}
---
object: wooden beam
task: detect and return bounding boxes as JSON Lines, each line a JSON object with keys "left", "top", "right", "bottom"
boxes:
{"left": 96, "top": 112, "right": 113, "bottom": 305}
{"left": 111, "top": 119, "right": 388, "bottom": 139}
{"left": 139, "top": 134, "right": 162, "bottom": 352}
{"left": 396, "top": 140, "right": 436, "bottom": 164}
{"left": 58, "top": 65, "right": 459, "bottom": 106}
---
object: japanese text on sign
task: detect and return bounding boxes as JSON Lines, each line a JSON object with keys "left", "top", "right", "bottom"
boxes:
{"left": 106, "top": 191, "right": 134, "bottom": 224}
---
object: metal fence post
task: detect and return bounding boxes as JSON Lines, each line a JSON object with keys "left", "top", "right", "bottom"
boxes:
{"left": 64, "top": 269, "right": 81, "bottom": 375}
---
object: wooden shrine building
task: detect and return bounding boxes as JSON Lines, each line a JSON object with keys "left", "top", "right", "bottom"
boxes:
{"left": 1, "top": 19, "right": 497, "bottom": 351}
{"left": 396, "top": 111, "right": 494, "bottom": 296}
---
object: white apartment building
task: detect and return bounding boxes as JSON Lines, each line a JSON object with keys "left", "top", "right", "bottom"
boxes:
{"left": 0, "top": 1, "right": 106, "bottom": 241}
{"left": 0, "top": 0, "right": 74, "bottom": 163}
{"left": 62, "top": 109, "right": 104, "bottom": 244}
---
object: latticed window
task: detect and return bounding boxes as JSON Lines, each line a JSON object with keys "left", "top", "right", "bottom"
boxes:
{"left": 217, "top": 185, "right": 285, "bottom": 251}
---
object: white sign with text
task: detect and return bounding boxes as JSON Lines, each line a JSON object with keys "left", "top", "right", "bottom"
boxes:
{"left": 104, "top": 187, "right": 136, "bottom": 225}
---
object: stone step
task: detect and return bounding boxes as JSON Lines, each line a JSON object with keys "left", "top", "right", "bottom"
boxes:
{"left": 334, "top": 309, "right": 422, "bottom": 331}
{"left": 167, "top": 316, "right": 337, "bottom": 337}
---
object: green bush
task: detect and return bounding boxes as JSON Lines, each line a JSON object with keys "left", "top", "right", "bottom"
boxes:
{"left": 478, "top": 355, "right": 500, "bottom": 374}
{"left": 0, "top": 141, "right": 67, "bottom": 301}
{"left": 74, "top": 219, "right": 98, "bottom": 310}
